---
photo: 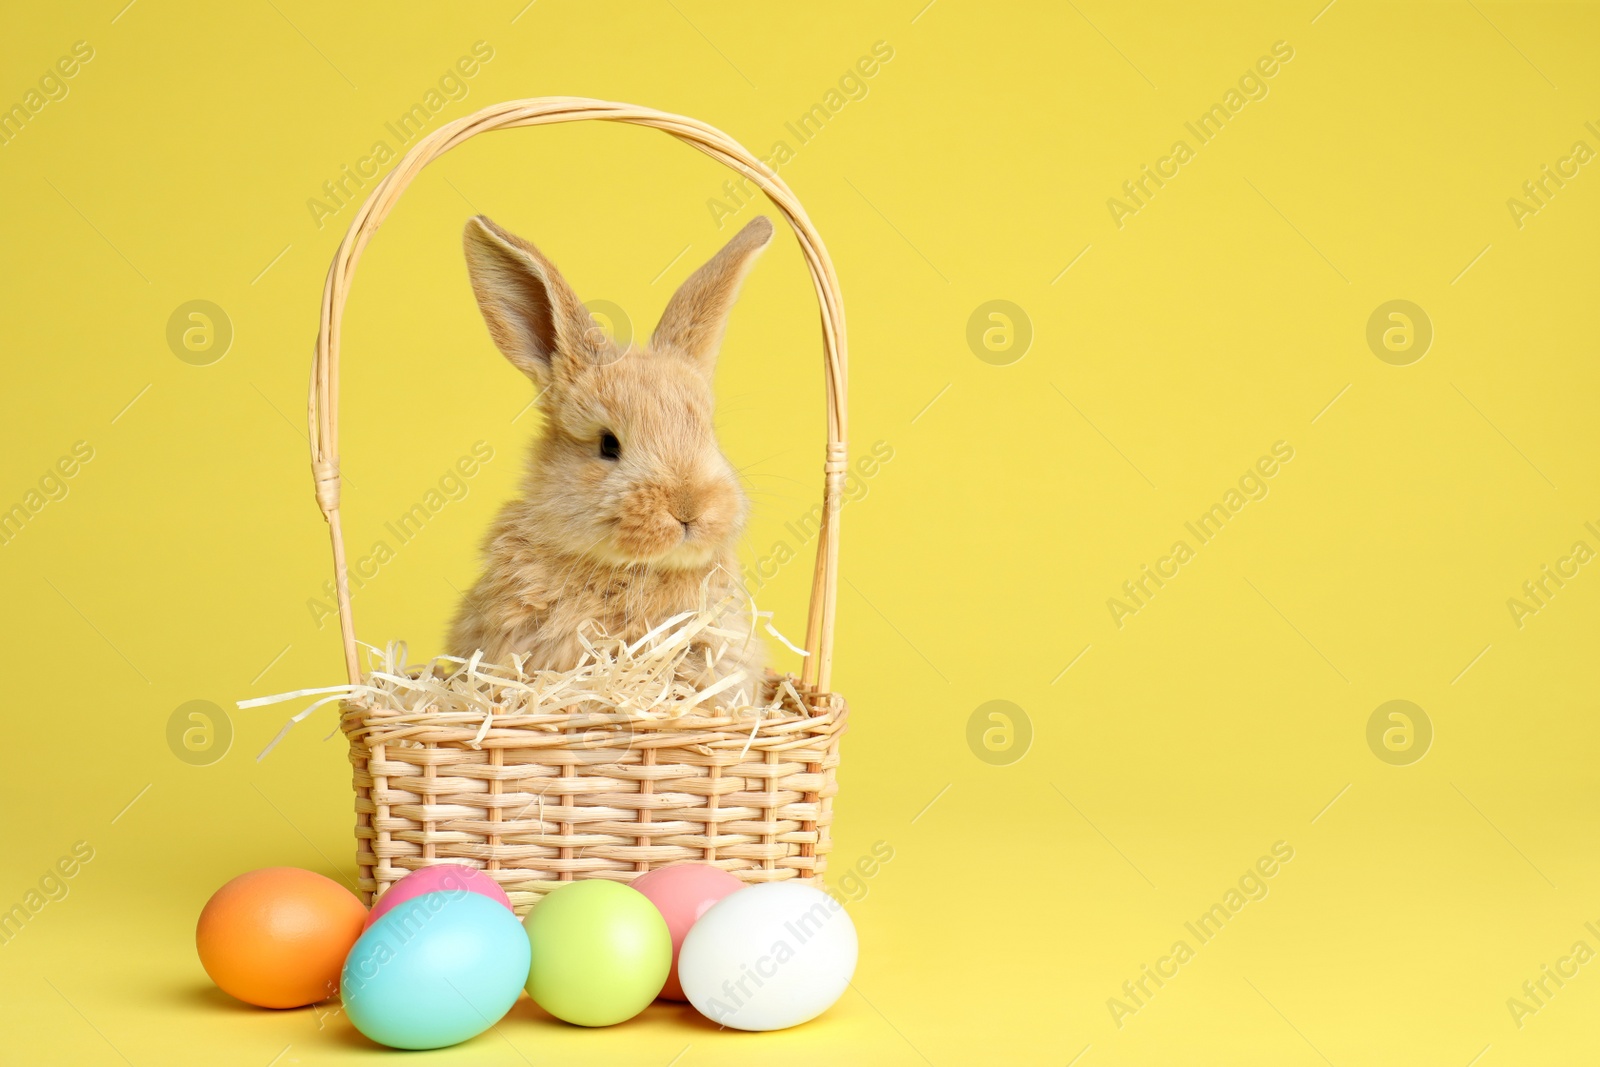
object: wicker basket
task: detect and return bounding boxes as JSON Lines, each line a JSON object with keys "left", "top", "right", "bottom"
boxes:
{"left": 306, "top": 98, "right": 850, "bottom": 912}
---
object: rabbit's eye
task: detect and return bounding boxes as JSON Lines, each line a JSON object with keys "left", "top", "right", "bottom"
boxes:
{"left": 599, "top": 431, "right": 621, "bottom": 461}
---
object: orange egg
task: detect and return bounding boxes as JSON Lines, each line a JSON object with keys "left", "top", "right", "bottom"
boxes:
{"left": 196, "top": 867, "right": 367, "bottom": 1008}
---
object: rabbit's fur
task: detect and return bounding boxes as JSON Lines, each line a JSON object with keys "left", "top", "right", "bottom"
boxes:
{"left": 448, "top": 214, "right": 772, "bottom": 699}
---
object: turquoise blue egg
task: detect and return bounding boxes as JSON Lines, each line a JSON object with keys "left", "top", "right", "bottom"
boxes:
{"left": 341, "top": 890, "right": 530, "bottom": 1049}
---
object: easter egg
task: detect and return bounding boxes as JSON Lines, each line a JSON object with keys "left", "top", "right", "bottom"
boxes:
{"left": 631, "top": 864, "right": 745, "bottom": 1000}
{"left": 341, "top": 890, "right": 530, "bottom": 1050}
{"left": 522, "top": 880, "right": 671, "bottom": 1026}
{"left": 365, "top": 863, "right": 512, "bottom": 929}
{"left": 196, "top": 867, "right": 366, "bottom": 1008}
{"left": 678, "top": 882, "right": 857, "bottom": 1031}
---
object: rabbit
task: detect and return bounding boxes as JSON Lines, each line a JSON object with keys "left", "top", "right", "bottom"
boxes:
{"left": 447, "top": 213, "right": 774, "bottom": 701}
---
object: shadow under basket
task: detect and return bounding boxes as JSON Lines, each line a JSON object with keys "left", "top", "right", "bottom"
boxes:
{"left": 306, "top": 98, "right": 854, "bottom": 913}
{"left": 341, "top": 680, "right": 847, "bottom": 911}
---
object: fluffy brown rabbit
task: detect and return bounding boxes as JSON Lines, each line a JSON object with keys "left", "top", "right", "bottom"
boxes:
{"left": 448, "top": 213, "right": 774, "bottom": 700}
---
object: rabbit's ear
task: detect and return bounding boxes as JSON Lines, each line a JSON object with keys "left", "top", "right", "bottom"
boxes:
{"left": 652, "top": 215, "right": 773, "bottom": 376}
{"left": 463, "top": 215, "right": 598, "bottom": 386}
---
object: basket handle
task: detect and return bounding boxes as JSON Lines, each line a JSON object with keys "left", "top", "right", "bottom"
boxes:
{"left": 308, "top": 98, "right": 847, "bottom": 694}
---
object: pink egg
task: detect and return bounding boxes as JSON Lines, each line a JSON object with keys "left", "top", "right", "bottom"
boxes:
{"left": 631, "top": 864, "right": 745, "bottom": 1001}
{"left": 365, "top": 864, "right": 513, "bottom": 929}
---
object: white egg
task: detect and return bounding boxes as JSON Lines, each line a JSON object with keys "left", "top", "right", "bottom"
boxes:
{"left": 678, "top": 881, "right": 858, "bottom": 1031}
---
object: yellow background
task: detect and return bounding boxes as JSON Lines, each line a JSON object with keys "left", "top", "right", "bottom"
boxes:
{"left": 3, "top": 1, "right": 1598, "bottom": 1063}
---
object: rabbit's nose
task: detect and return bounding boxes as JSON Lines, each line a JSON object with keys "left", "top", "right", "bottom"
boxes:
{"left": 669, "top": 493, "right": 699, "bottom": 532}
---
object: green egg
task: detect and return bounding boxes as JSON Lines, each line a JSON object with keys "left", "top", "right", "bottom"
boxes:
{"left": 523, "top": 880, "right": 672, "bottom": 1026}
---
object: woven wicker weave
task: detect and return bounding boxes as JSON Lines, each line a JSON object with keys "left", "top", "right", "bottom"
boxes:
{"left": 307, "top": 98, "right": 849, "bottom": 911}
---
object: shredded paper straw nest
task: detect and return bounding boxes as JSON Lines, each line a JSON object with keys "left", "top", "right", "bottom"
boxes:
{"left": 246, "top": 591, "right": 824, "bottom": 761}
